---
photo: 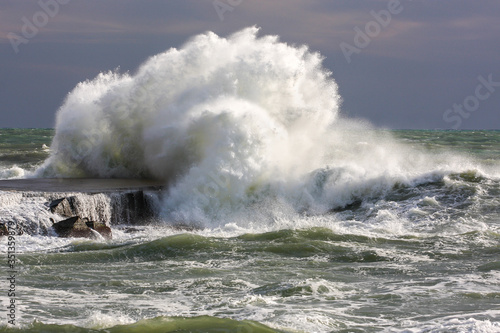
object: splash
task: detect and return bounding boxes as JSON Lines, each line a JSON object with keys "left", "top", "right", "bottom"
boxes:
{"left": 36, "top": 27, "right": 481, "bottom": 226}
{"left": 37, "top": 27, "right": 337, "bottom": 177}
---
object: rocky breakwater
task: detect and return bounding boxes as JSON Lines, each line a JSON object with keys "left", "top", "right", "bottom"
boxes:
{"left": 0, "top": 178, "right": 164, "bottom": 240}
{"left": 49, "top": 197, "right": 113, "bottom": 240}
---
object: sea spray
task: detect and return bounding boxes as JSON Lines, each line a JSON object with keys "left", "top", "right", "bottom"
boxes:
{"left": 35, "top": 27, "right": 490, "bottom": 227}
{"left": 37, "top": 27, "right": 338, "bottom": 178}
{"left": 34, "top": 27, "right": 336, "bottom": 221}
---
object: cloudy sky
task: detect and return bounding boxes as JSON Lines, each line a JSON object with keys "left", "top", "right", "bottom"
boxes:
{"left": 1, "top": 0, "right": 499, "bottom": 129}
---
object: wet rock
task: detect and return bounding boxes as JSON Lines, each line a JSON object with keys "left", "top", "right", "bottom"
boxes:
{"left": 0, "top": 223, "right": 8, "bottom": 237}
{"left": 52, "top": 216, "right": 91, "bottom": 238}
{"left": 123, "top": 227, "right": 142, "bottom": 233}
{"left": 49, "top": 197, "right": 77, "bottom": 217}
{"left": 86, "top": 220, "right": 112, "bottom": 240}
{"left": 52, "top": 216, "right": 112, "bottom": 240}
{"left": 49, "top": 191, "right": 156, "bottom": 226}
{"left": 111, "top": 190, "right": 155, "bottom": 225}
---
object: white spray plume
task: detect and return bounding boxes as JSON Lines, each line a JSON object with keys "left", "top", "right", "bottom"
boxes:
{"left": 37, "top": 27, "right": 482, "bottom": 226}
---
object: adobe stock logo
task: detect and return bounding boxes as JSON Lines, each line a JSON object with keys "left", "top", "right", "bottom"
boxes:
{"left": 213, "top": 0, "right": 243, "bottom": 21}
{"left": 340, "top": 0, "right": 409, "bottom": 64}
{"left": 8, "top": 0, "right": 71, "bottom": 54}
{"left": 443, "top": 74, "right": 500, "bottom": 129}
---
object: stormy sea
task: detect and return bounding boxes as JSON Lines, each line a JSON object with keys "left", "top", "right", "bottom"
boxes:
{"left": 1, "top": 28, "right": 500, "bottom": 332}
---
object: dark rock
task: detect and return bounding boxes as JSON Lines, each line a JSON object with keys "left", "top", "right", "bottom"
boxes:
{"left": 86, "top": 220, "right": 112, "bottom": 240}
{"left": 0, "top": 223, "right": 8, "bottom": 237}
{"left": 53, "top": 216, "right": 92, "bottom": 238}
{"left": 111, "top": 191, "right": 155, "bottom": 225}
{"left": 123, "top": 227, "right": 142, "bottom": 233}
{"left": 48, "top": 191, "right": 158, "bottom": 229}
{"left": 0, "top": 223, "right": 22, "bottom": 237}
{"left": 49, "top": 197, "right": 77, "bottom": 217}
{"left": 52, "top": 216, "right": 112, "bottom": 240}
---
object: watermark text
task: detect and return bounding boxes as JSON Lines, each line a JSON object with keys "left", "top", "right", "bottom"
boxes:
{"left": 340, "top": 0, "right": 409, "bottom": 64}
{"left": 443, "top": 74, "right": 500, "bottom": 129}
{"left": 5, "top": 221, "right": 18, "bottom": 326}
{"left": 213, "top": 0, "right": 243, "bottom": 21}
{"left": 8, "top": 0, "right": 71, "bottom": 54}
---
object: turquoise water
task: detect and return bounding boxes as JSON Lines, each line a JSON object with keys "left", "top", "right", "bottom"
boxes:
{"left": 1, "top": 129, "right": 500, "bottom": 332}
{"left": 0, "top": 129, "right": 53, "bottom": 179}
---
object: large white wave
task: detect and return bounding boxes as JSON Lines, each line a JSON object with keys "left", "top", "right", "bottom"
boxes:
{"left": 36, "top": 27, "right": 486, "bottom": 226}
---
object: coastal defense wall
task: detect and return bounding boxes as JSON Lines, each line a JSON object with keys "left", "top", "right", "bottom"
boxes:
{"left": 0, "top": 189, "right": 161, "bottom": 236}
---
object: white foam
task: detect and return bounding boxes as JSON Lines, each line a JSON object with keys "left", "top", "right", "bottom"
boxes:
{"left": 0, "top": 165, "right": 27, "bottom": 179}
{"left": 83, "top": 310, "right": 135, "bottom": 329}
{"left": 399, "top": 317, "right": 500, "bottom": 333}
{"left": 32, "top": 27, "right": 499, "bottom": 230}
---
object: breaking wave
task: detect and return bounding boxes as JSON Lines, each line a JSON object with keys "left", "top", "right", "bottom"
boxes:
{"left": 35, "top": 27, "right": 495, "bottom": 226}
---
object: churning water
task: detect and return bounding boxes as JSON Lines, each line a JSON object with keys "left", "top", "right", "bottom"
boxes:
{"left": 1, "top": 28, "right": 500, "bottom": 332}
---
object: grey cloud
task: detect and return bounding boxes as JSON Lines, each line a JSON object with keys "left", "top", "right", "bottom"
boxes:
{"left": 1, "top": 0, "right": 499, "bottom": 129}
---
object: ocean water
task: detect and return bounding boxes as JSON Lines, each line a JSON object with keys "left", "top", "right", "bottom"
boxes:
{"left": 0, "top": 129, "right": 53, "bottom": 180}
{"left": 1, "top": 28, "right": 500, "bottom": 332}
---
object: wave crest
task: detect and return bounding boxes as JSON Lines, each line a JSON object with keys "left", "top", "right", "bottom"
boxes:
{"left": 36, "top": 27, "right": 488, "bottom": 226}
{"left": 37, "top": 27, "right": 339, "bottom": 182}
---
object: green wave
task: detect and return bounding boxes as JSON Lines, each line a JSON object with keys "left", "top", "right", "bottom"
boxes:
{"left": 18, "top": 228, "right": 409, "bottom": 266}
{"left": 0, "top": 316, "right": 287, "bottom": 333}
{"left": 19, "top": 227, "right": 500, "bottom": 268}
